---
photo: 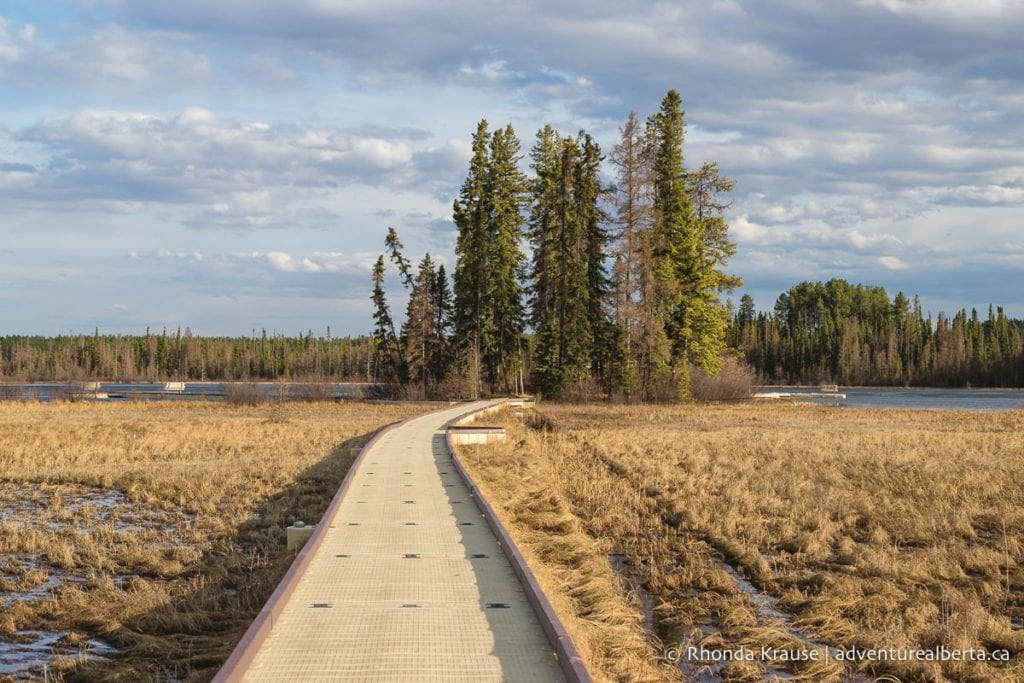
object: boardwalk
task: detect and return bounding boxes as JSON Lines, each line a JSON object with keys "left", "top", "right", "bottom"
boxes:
{"left": 217, "top": 401, "right": 573, "bottom": 682}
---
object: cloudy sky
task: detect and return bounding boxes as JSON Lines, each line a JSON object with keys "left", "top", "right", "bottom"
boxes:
{"left": 2, "top": 1, "right": 1022, "bottom": 336}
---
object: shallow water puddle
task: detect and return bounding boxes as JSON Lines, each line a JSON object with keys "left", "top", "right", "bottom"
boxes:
{"left": 0, "top": 630, "right": 116, "bottom": 676}
{"left": 0, "top": 483, "right": 193, "bottom": 675}
{"left": 0, "top": 555, "right": 91, "bottom": 607}
{"left": 607, "top": 549, "right": 860, "bottom": 681}
{"left": 607, "top": 552, "right": 656, "bottom": 626}
{"left": 719, "top": 563, "right": 790, "bottom": 623}
{"left": 0, "top": 483, "right": 194, "bottom": 532}
{"left": 717, "top": 562, "right": 850, "bottom": 662}
{"left": 661, "top": 617, "right": 798, "bottom": 682}
{"left": 659, "top": 617, "right": 730, "bottom": 682}
{"left": 607, "top": 552, "right": 732, "bottom": 681}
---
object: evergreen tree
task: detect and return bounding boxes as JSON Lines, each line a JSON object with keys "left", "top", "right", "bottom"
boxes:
{"left": 370, "top": 255, "right": 403, "bottom": 382}
{"left": 402, "top": 254, "right": 439, "bottom": 397}
{"left": 730, "top": 279, "right": 1024, "bottom": 387}
{"left": 527, "top": 125, "right": 566, "bottom": 395}
{"left": 452, "top": 120, "right": 491, "bottom": 397}
{"left": 527, "top": 128, "right": 613, "bottom": 398}
{"left": 431, "top": 264, "right": 454, "bottom": 388}
{"left": 648, "top": 89, "right": 735, "bottom": 397}
{"left": 687, "top": 162, "right": 742, "bottom": 292}
{"left": 553, "top": 135, "right": 592, "bottom": 392}
{"left": 480, "top": 124, "right": 529, "bottom": 394}
{"left": 738, "top": 294, "right": 755, "bottom": 326}
{"left": 385, "top": 226, "right": 414, "bottom": 288}
{"left": 576, "top": 131, "right": 623, "bottom": 395}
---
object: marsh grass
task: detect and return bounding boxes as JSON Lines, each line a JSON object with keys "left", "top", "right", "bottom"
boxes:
{"left": 456, "top": 417, "right": 678, "bottom": 682}
{"left": 462, "top": 404, "right": 1024, "bottom": 681}
{"left": 0, "top": 400, "right": 429, "bottom": 681}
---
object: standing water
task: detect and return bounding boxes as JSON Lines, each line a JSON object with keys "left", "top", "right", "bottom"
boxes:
{"left": 757, "top": 387, "right": 1024, "bottom": 411}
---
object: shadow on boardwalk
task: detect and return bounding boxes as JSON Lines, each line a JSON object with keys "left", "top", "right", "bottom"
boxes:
{"left": 426, "top": 430, "right": 564, "bottom": 680}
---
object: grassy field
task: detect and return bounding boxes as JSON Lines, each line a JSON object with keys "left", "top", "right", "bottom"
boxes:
{"left": 0, "top": 399, "right": 431, "bottom": 681}
{"left": 457, "top": 403, "right": 1024, "bottom": 682}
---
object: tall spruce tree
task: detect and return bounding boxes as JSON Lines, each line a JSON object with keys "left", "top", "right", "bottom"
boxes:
{"left": 385, "top": 226, "right": 414, "bottom": 288}
{"left": 431, "top": 264, "right": 454, "bottom": 388}
{"left": 528, "top": 130, "right": 602, "bottom": 396}
{"left": 648, "top": 89, "right": 734, "bottom": 398}
{"left": 687, "top": 162, "right": 741, "bottom": 292}
{"left": 555, "top": 135, "right": 592, "bottom": 391}
{"left": 481, "top": 124, "right": 528, "bottom": 394}
{"left": 453, "top": 121, "right": 528, "bottom": 395}
{"left": 452, "top": 120, "right": 491, "bottom": 397}
{"left": 370, "top": 255, "right": 402, "bottom": 383}
{"left": 528, "top": 125, "right": 565, "bottom": 395}
{"left": 446, "top": 94, "right": 746, "bottom": 400}
{"left": 576, "top": 131, "right": 622, "bottom": 394}
{"left": 402, "top": 254, "right": 439, "bottom": 397}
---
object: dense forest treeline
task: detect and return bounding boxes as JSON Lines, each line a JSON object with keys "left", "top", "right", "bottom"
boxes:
{"left": 730, "top": 280, "right": 1024, "bottom": 387}
{"left": 4, "top": 285, "right": 1022, "bottom": 389}
{"left": 0, "top": 330, "right": 376, "bottom": 382}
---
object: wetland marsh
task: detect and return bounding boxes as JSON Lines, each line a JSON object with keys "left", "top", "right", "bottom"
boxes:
{"left": 457, "top": 403, "right": 1024, "bottom": 681}
{"left": 0, "top": 400, "right": 430, "bottom": 681}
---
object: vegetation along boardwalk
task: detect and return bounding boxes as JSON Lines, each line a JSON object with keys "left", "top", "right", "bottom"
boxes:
{"left": 215, "top": 400, "right": 586, "bottom": 682}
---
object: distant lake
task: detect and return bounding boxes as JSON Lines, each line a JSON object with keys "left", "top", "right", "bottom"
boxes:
{"left": 0, "top": 382, "right": 387, "bottom": 401}
{"left": 759, "top": 386, "right": 1024, "bottom": 411}
{"left": 2, "top": 383, "right": 1022, "bottom": 411}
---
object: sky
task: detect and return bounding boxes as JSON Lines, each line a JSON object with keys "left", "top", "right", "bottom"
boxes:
{"left": 1, "top": 0, "right": 1022, "bottom": 336}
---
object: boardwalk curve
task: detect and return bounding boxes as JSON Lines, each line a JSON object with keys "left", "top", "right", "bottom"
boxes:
{"left": 216, "top": 400, "right": 588, "bottom": 682}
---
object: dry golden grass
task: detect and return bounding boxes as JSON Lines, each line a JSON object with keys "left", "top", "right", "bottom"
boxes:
{"left": 456, "top": 415, "right": 679, "bottom": 683}
{"left": 0, "top": 399, "right": 431, "bottom": 681}
{"left": 462, "top": 404, "right": 1024, "bottom": 682}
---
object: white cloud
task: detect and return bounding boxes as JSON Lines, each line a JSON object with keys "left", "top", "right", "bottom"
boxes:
{"left": 257, "top": 251, "right": 377, "bottom": 275}
{"left": 878, "top": 256, "right": 910, "bottom": 270}
{"left": 266, "top": 251, "right": 322, "bottom": 273}
{"left": 0, "top": 17, "right": 35, "bottom": 63}
{"left": 849, "top": 230, "right": 902, "bottom": 250}
{"left": 457, "top": 60, "right": 520, "bottom": 84}
{"left": 14, "top": 108, "right": 420, "bottom": 212}
{"left": 858, "top": 0, "right": 1020, "bottom": 23}
{"left": 156, "top": 250, "right": 204, "bottom": 261}
{"left": 688, "top": 125, "right": 744, "bottom": 144}
{"left": 7, "top": 24, "right": 214, "bottom": 89}
{"left": 347, "top": 138, "right": 414, "bottom": 171}
{"left": 731, "top": 214, "right": 762, "bottom": 241}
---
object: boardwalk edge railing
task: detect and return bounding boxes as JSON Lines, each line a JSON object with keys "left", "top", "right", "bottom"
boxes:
{"left": 447, "top": 399, "right": 594, "bottom": 683}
